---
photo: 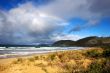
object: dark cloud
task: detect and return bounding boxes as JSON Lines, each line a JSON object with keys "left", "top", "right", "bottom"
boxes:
{"left": 0, "top": 0, "right": 110, "bottom": 44}
{"left": 0, "top": 11, "right": 15, "bottom": 44}
{"left": 0, "top": 3, "right": 67, "bottom": 44}
{"left": 89, "top": 0, "right": 110, "bottom": 16}
{"left": 70, "top": 0, "right": 110, "bottom": 33}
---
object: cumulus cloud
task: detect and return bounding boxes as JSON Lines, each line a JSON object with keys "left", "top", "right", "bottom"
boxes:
{"left": 0, "top": 0, "right": 110, "bottom": 44}
{"left": 38, "top": 0, "right": 108, "bottom": 32}
{"left": 89, "top": 0, "right": 110, "bottom": 17}
{"left": 39, "top": 0, "right": 110, "bottom": 19}
{"left": 39, "top": 0, "right": 91, "bottom": 19}
{"left": 0, "top": 2, "right": 67, "bottom": 44}
{"left": 51, "top": 34, "right": 81, "bottom": 41}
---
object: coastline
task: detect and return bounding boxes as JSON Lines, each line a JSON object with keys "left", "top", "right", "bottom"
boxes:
{"left": 0, "top": 52, "right": 53, "bottom": 59}
{"left": 0, "top": 47, "right": 105, "bottom": 73}
{"left": 0, "top": 47, "right": 93, "bottom": 59}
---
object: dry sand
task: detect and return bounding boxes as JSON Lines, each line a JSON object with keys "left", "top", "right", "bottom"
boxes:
{"left": 0, "top": 53, "right": 60, "bottom": 73}
{"left": 0, "top": 47, "right": 99, "bottom": 73}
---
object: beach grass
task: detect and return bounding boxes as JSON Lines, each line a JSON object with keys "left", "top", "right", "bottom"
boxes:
{"left": 0, "top": 47, "right": 110, "bottom": 73}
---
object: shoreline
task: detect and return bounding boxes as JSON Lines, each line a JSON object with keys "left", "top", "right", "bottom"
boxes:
{"left": 0, "top": 52, "right": 53, "bottom": 59}
{"left": 0, "top": 47, "right": 94, "bottom": 59}
{"left": 0, "top": 47, "right": 106, "bottom": 73}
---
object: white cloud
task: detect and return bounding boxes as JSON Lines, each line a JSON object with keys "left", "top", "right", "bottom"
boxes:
{"left": 0, "top": 0, "right": 109, "bottom": 44}
{"left": 0, "top": 2, "right": 68, "bottom": 44}
{"left": 8, "top": 2, "right": 67, "bottom": 34}
{"left": 38, "top": 0, "right": 99, "bottom": 20}
{"left": 51, "top": 34, "right": 81, "bottom": 41}
{"left": 38, "top": 0, "right": 102, "bottom": 32}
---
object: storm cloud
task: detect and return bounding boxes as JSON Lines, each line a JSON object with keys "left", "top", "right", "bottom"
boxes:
{"left": 0, "top": 3, "right": 67, "bottom": 44}
{"left": 0, "top": 0, "right": 110, "bottom": 44}
{"left": 89, "top": 0, "right": 110, "bottom": 17}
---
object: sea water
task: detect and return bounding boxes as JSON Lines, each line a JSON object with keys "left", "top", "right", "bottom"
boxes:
{"left": 0, "top": 47, "right": 86, "bottom": 58}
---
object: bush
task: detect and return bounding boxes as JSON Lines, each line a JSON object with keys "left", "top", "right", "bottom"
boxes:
{"left": 85, "top": 59, "right": 110, "bottom": 73}
{"left": 86, "top": 61, "right": 103, "bottom": 73}
{"left": 48, "top": 54, "right": 56, "bottom": 61}
{"left": 102, "top": 60, "right": 110, "bottom": 73}
{"left": 58, "top": 51, "right": 84, "bottom": 60}
{"left": 28, "top": 57, "right": 35, "bottom": 62}
{"left": 86, "top": 49, "right": 102, "bottom": 58}
{"left": 103, "top": 49, "right": 110, "bottom": 57}
{"left": 17, "top": 58, "right": 23, "bottom": 62}
{"left": 34, "top": 56, "right": 39, "bottom": 60}
{"left": 0, "top": 65, "right": 6, "bottom": 71}
{"left": 12, "top": 58, "right": 23, "bottom": 64}
{"left": 68, "top": 52, "right": 84, "bottom": 60}
{"left": 101, "top": 46, "right": 110, "bottom": 50}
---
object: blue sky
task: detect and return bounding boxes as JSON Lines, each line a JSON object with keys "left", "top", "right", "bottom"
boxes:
{"left": 0, "top": 0, "right": 110, "bottom": 44}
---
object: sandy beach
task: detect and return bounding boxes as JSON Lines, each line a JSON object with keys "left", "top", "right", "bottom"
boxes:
{"left": 0, "top": 47, "right": 110, "bottom": 73}
{"left": 0, "top": 52, "right": 61, "bottom": 73}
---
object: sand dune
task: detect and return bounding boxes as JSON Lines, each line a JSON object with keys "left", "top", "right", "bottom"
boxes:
{"left": 0, "top": 47, "right": 110, "bottom": 73}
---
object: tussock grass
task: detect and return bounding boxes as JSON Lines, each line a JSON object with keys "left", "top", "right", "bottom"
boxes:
{"left": 1, "top": 47, "right": 110, "bottom": 73}
{"left": 12, "top": 58, "right": 24, "bottom": 64}
{"left": 28, "top": 57, "right": 35, "bottom": 62}
{"left": 0, "top": 65, "right": 7, "bottom": 71}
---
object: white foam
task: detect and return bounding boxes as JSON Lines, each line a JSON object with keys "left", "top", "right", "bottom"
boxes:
{"left": 0, "top": 47, "right": 86, "bottom": 56}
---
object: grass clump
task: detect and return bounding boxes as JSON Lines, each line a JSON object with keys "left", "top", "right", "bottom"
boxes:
{"left": 86, "top": 61, "right": 103, "bottom": 73}
{"left": 103, "top": 49, "right": 110, "bottom": 57}
{"left": 100, "top": 46, "right": 110, "bottom": 57}
{"left": 103, "top": 48, "right": 110, "bottom": 57}
{"left": 47, "top": 54, "right": 56, "bottom": 61}
{"left": 85, "top": 59, "right": 110, "bottom": 73}
{"left": 42, "top": 67, "right": 48, "bottom": 73}
{"left": 12, "top": 58, "right": 23, "bottom": 64}
{"left": 0, "top": 65, "right": 7, "bottom": 71}
{"left": 85, "top": 49, "right": 103, "bottom": 58}
{"left": 28, "top": 57, "right": 35, "bottom": 62}
{"left": 34, "top": 56, "right": 39, "bottom": 60}
{"left": 4, "top": 47, "right": 110, "bottom": 73}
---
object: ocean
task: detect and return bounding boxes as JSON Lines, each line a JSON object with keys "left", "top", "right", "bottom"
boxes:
{"left": 0, "top": 47, "right": 86, "bottom": 58}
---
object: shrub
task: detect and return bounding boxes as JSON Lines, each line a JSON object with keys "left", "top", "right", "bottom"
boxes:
{"left": 28, "top": 57, "right": 35, "bottom": 62}
{"left": 42, "top": 67, "right": 48, "bottom": 73}
{"left": 62, "top": 62, "right": 77, "bottom": 73}
{"left": 17, "top": 58, "right": 23, "bottom": 62}
{"left": 101, "top": 46, "right": 110, "bottom": 50}
{"left": 85, "top": 59, "right": 110, "bottom": 73}
{"left": 69, "top": 52, "right": 84, "bottom": 60}
{"left": 102, "top": 60, "right": 110, "bottom": 73}
{"left": 48, "top": 54, "right": 56, "bottom": 61}
{"left": 86, "top": 49, "right": 102, "bottom": 58}
{"left": 0, "top": 65, "right": 6, "bottom": 71}
{"left": 34, "top": 56, "right": 39, "bottom": 60}
{"left": 58, "top": 51, "right": 84, "bottom": 60}
{"left": 86, "top": 61, "right": 103, "bottom": 73}
{"left": 12, "top": 58, "right": 23, "bottom": 64}
{"left": 103, "top": 49, "right": 110, "bottom": 57}
{"left": 60, "top": 55, "right": 69, "bottom": 62}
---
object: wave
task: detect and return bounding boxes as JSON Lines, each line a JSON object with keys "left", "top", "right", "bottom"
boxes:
{"left": 0, "top": 47, "right": 86, "bottom": 58}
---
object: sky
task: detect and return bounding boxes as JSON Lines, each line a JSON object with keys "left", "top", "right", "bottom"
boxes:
{"left": 0, "top": 0, "right": 110, "bottom": 45}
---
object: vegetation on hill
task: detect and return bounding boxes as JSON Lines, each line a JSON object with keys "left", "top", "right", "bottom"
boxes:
{"left": 53, "top": 40, "right": 76, "bottom": 47}
{"left": 53, "top": 36, "right": 110, "bottom": 47}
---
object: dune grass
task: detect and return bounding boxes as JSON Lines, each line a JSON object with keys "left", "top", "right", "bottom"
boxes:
{"left": 0, "top": 47, "right": 110, "bottom": 73}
